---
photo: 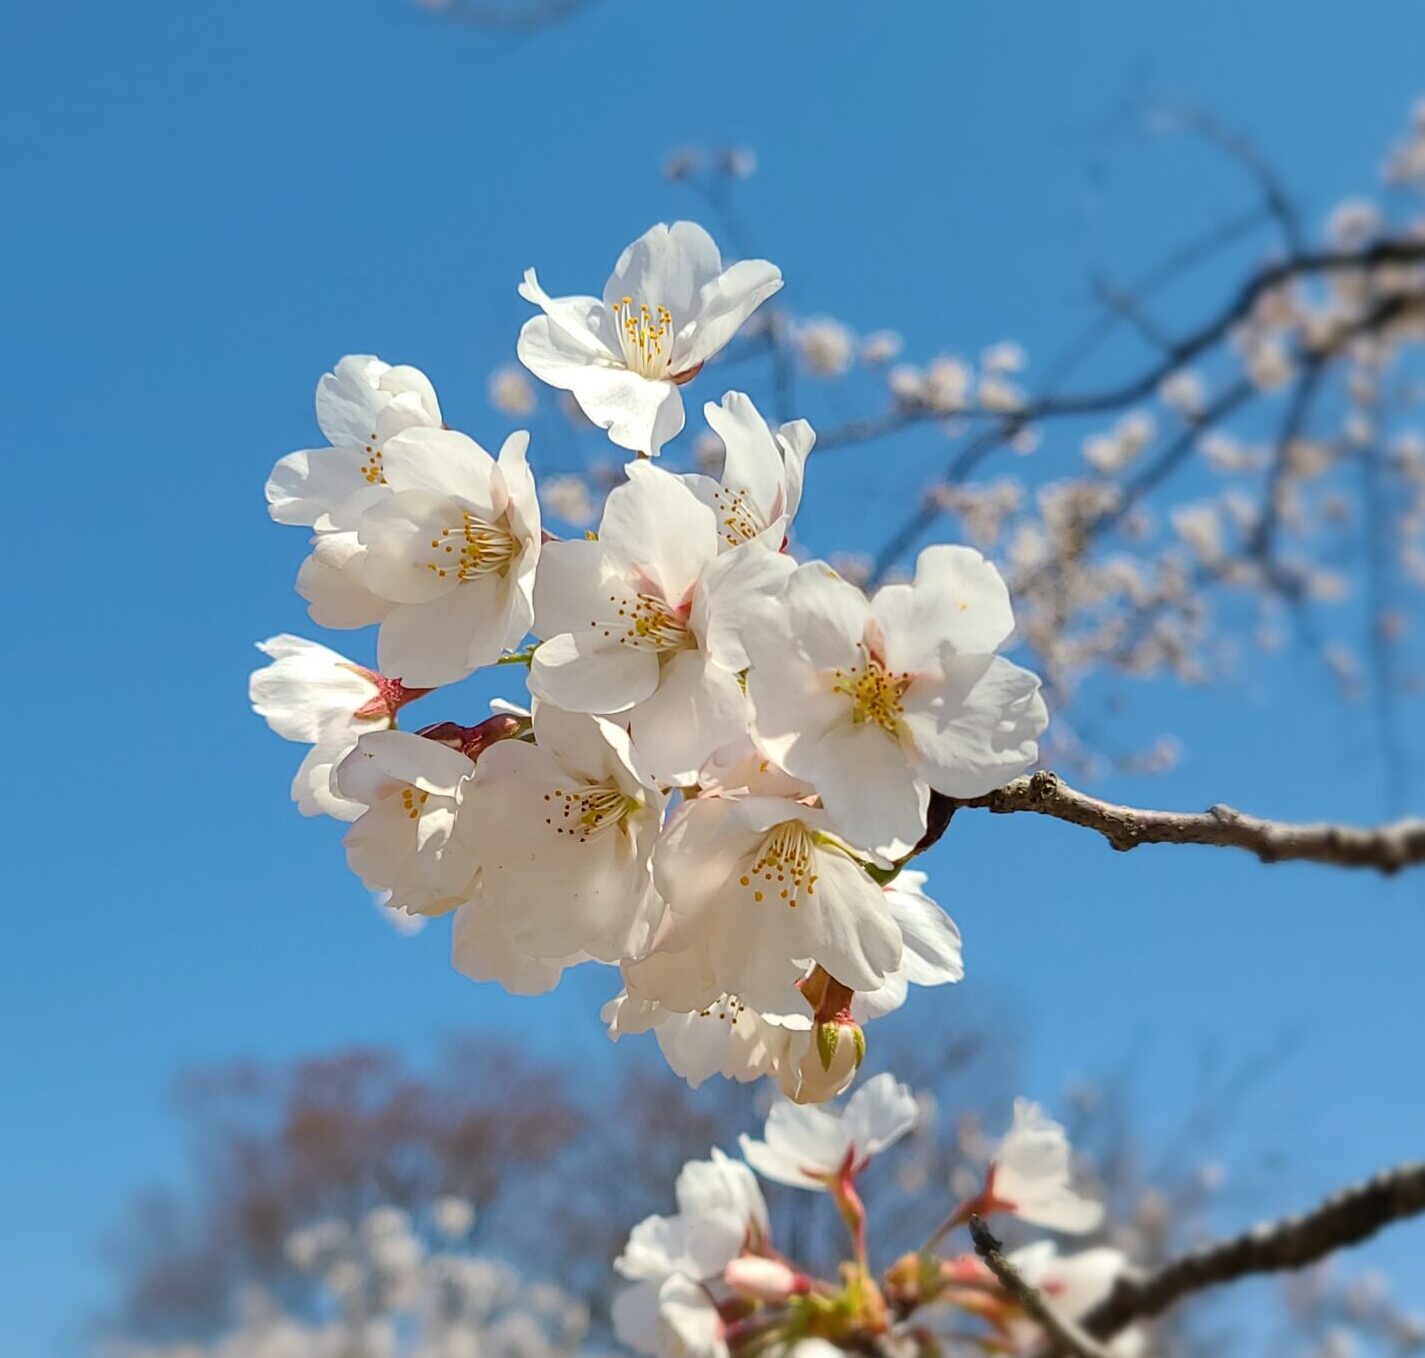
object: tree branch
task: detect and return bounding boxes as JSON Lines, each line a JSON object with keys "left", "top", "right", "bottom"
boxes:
{"left": 968, "top": 1216, "right": 1117, "bottom": 1358}
{"left": 1072, "top": 1161, "right": 1425, "bottom": 1345}
{"left": 824, "top": 239, "right": 1425, "bottom": 454}
{"left": 840, "top": 237, "right": 1425, "bottom": 581}
{"left": 942, "top": 771, "right": 1425, "bottom": 874}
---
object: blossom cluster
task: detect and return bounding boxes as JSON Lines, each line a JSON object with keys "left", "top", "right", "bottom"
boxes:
{"left": 493, "top": 102, "right": 1425, "bottom": 781}
{"left": 252, "top": 221, "right": 1048, "bottom": 1103}
{"left": 612, "top": 1075, "right": 1134, "bottom": 1358}
{"left": 109, "top": 1199, "right": 589, "bottom": 1358}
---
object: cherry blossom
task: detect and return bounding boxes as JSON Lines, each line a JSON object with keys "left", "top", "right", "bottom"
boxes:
{"left": 265, "top": 354, "right": 442, "bottom": 530}
{"left": 851, "top": 871, "right": 964, "bottom": 1021}
{"left": 646, "top": 1275, "right": 726, "bottom": 1358}
{"left": 965, "top": 1098, "right": 1105, "bottom": 1233}
{"left": 298, "top": 427, "right": 542, "bottom": 687}
{"left": 681, "top": 391, "right": 813, "bottom": 551}
{"left": 602, "top": 989, "right": 810, "bottom": 1091}
{"left": 248, "top": 634, "right": 428, "bottom": 821}
{"left": 612, "top": 1150, "right": 766, "bottom": 1358}
{"left": 451, "top": 892, "right": 590, "bottom": 997}
{"left": 456, "top": 703, "right": 665, "bottom": 966}
{"left": 738, "top": 1072, "right": 918, "bottom": 1190}
{"left": 530, "top": 461, "right": 793, "bottom": 781}
{"left": 517, "top": 222, "right": 782, "bottom": 457}
{"left": 637, "top": 779, "right": 902, "bottom": 1015}
{"left": 744, "top": 547, "right": 1048, "bottom": 858}
{"left": 332, "top": 729, "right": 481, "bottom": 917}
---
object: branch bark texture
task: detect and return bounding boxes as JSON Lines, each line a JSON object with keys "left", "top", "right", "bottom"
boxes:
{"left": 941, "top": 772, "right": 1425, "bottom": 874}
{"left": 1075, "top": 1162, "right": 1425, "bottom": 1343}
{"left": 967, "top": 1217, "right": 1117, "bottom": 1358}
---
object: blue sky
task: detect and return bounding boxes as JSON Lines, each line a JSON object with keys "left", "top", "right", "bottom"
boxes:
{"left": 5, "top": 1, "right": 1425, "bottom": 1352}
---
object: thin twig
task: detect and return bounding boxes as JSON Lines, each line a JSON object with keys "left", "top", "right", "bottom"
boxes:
{"left": 823, "top": 239, "right": 1425, "bottom": 456}
{"left": 968, "top": 1217, "right": 1117, "bottom": 1358}
{"left": 1069, "top": 1162, "right": 1425, "bottom": 1346}
{"left": 941, "top": 771, "right": 1425, "bottom": 874}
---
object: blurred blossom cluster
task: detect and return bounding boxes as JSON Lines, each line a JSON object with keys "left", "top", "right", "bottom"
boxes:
{"left": 1283, "top": 1262, "right": 1425, "bottom": 1358}
{"left": 108, "top": 1201, "right": 590, "bottom": 1358}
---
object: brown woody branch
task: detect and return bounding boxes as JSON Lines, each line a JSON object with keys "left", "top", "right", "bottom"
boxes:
{"left": 937, "top": 772, "right": 1425, "bottom": 874}
{"left": 845, "top": 236, "right": 1425, "bottom": 583}
{"left": 1071, "top": 1161, "right": 1425, "bottom": 1346}
{"left": 968, "top": 1217, "right": 1117, "bottom": 1358}
{"left": 823, "top": 238, "right": 1425, "bottom": 453}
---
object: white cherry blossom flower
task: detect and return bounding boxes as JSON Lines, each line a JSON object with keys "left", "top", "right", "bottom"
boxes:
{"left": 745, "top": 548, "right": 1048, "bottom": 858}
{"left": 451, "top": 889, "right": 590, "bottom": 997}
{"left": 249, "top": 634, "right": 429, "bottom": 821}
{"left": 793, "top": 317, "right": 855, "bottom": 377}
{"left": 530, "top": 462, "right": 793, "bottom": 781}
{"left": 638, "top": 787, "right": 902, "bottom": 1015}
{"left": 664, "top": 1285, "right": 727, "bottom": 1358}
{"left": 681, "top": 391, "right": 813, "bottom": 551}
{"left": 333, "top": 730, "right": 481, "bottom": 917}
{"left": 431, "top": 1195, "right": 477, "bottom": 1241}
{"left": 860, "top": 331, "right": 903, "bottom": 365}
{"left": 604, "top": 987, "right": 811, "bottom": 1091}
{"left": 488, "top": 364, "right": 536, "bottom": 416}
{"left": 517, "top": 222, "right": 782, "bottom": 457}
{"left": 266, "top": 355, "right": 442, "bottom": 530}
{"left": 784, "top": 1343, "right": 846, "bottom": 1358}
{"left": 978, "top": 1098, "right": 1104, "bottom": 1233}
{"left": 851, "top": 870, "right": 964, "bottom": 1021}
{"left": 297, "top": 428, "right": 541, "bottom": 687}
{"left": 738, "top": 1072, "right": 918, "bottom": 1189}
{"left": 981, "top": 340, "right": 1027, "bottom": 374}
{"left": 608, "top": 968, "right": 865, "bottom": 1105}
{"left": 456, "top": 704, "right": 665, "bottom": 964}
{"left": 613, "top": 1150, "right": 765, "bottom": 1358}
{"left": 540, "top": 472, "right": 598, "bottom": 527}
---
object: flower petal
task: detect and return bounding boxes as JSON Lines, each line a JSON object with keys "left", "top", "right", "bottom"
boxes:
{"left": 378, "top": 427, "right": 499, "bottom": 509}
{"left": 806, "top": 722, "right": 928, "bottom": 858}
{"left": 678, "top": 258, "right": 784, "bottom": 370}
{"left": 297, "top": 533, "right": 392, "bottom": 629}
{"left": 375, "top": 574, "right": 514, "bottom": 686}
{"left": 875, "top": 544, "right": 1017, "bottom": 673}
{"left": 266, "top": 446, "right": 374, "bottom": 529}
{"left": 529, "top": 631, "right": 660, "bottom": 714}
{"left": 519, "top": 316, "right": 687, "bottom": 456}
{"left": 602, "top": 462, "right": 719, "bottom": 606}
{"left": 675, "top": 253, "right": 786, "bottom": 367}
{"left": 627, "top": 649, "right": 748, "bottom": 783}
{"left": 603, "top": 221, "right": 724, "bottom": 320}
{"left": 901, "top": 654, "right": 1048, "bottom": 797}
{"left": 451, "top": 897, "right": 584, "bottom": 996}
{"left": 518, "top": 267, "right": 618, "bottom": 357}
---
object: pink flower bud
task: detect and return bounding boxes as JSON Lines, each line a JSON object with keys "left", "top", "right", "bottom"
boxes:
{"left": 723, "top": 1255, "right": 808, "bottom": 1304}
